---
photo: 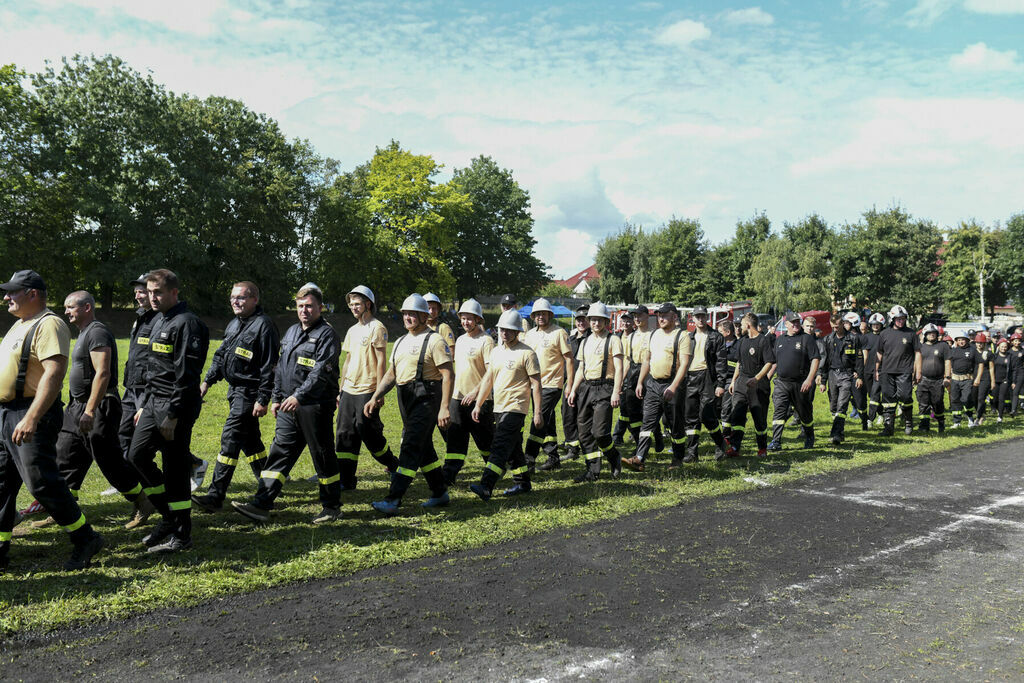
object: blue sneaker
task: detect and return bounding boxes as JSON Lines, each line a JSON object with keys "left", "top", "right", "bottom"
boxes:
{"left": 469, "top": 483, "right": 492, "bottom": 501}
{"left": 421, "top": 492, "right": 450, "bottom": 508}
{"left": 371, "top": 499, "right": 400, "bottom": 516}
{"left": 766, "top": 439, "right": 782, "bottom": 452}
{"left": 502, "top": 484, "right": 532, "bottom": 496}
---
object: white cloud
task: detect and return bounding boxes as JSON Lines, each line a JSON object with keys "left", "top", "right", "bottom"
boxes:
{"left": 950, "top": 42, "right": 1020, "bottom": 71}
{"left": 905, "top": 0, "right": 958, "bottom": 25}
{"left": 721, "top": 7, "right": 775, "bottom": 25}
{"left": 964, "top": 0, "right": 1024, "bottom": 12}
{"left": 56, "top": 0, "right": 229, "bottom": 36}
{"left": 653, "top": 19, "right": 711, "bottom": 47}
{"left": 536, "top": 228, "right": 600, "bottom": 280}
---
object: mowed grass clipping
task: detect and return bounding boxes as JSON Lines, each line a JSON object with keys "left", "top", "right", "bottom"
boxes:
{"left": 2, "top": 337, "right": 1023, "bottom": 636}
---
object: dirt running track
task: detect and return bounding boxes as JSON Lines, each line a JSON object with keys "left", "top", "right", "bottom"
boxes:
{"left": 6, "top": 439, "right": 1024, "bottom": 680}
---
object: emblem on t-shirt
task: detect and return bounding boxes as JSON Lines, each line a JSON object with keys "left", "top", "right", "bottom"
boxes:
{"left": 749, "top": 347, "right": 756, "bottom": 355}
{"left": 505, "top": 359, "right": 515, "bottom": 370}
{"left": 795, "top": 343, "right": 801, "bottom": 349}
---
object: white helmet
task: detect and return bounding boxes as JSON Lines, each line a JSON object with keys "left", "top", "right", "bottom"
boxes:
{"left": 587, "top": 302, "right": 610, "bottom": 319}
{"left": 888, "top": 305, "right": 908, "bottom": 319}
{"left": 953, "top": 329, "right": 970, "bottom": 340}
{"left": 868, "top": 313, "right": 886, "bottom": 326}
{"left": 423, "top": 292, "right": 441, "bottom": 305}
{"left": 497, "top": 309, "right": 523, "bottom": 331}
{"left": 842, "top": 312, "right": 861, "bottom": 326}
{"left": 348, "top": 285, "right": 375, "bottom": 305}
{"left": 401, "top": 293, "right": 429, "bottom": 315}
{"left": 458, "top": 298, "right": 484, "bottom": 319}
{"left": 532, "top": 298, "right": 553, "bottom": 315}
{"left": 922, "top": 323, "right": 940, "bottom": 335}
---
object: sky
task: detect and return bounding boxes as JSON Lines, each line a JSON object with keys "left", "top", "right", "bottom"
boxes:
{"left": 2, "top": 0, "right": 1023, "bottom": 279}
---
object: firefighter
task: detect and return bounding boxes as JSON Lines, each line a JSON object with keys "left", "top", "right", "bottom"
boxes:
{"left": 364, "top": 294, "right": 452, "bottom": 515}
{"left": 681, "top": 305, "right": 731, "bottom": 463}
{"left": 862, "top": 312, "right": 885, "bottom": 427}
{"left": 716, "top": 319, "right": 739, "bottom": 442}
{"left": 566, "top": 302, "right": 623, "bottom": 482}
{"left": 559, "top": 305, "right": 589, "bottom": 461}
{"left": 876, "top": 305, "right": 916, "bottom": 437}
{"left": 126, "top": 269, "right": 210, "bottom": 553}
{"left": 444, "top": 298, "right": 495, "bottom": 484}
{"left": 767, "top": 312, "right": 821, "bottom": 451}
{"left": 468, "top": 309, "right": 542, "bottom": 499}
{"left": 842, "top": 312, "right": 866, "bottom": 422}
{"left": 914, "top": 323, "right": 951, "bottom": 433}
{"left": 232, "top": 283, "right": 341, "bottom": 525}
{"left": 423, "top": 292, "right": 456, "bottom": 351}
{"left": 333, "top": 285, "right": 399, "bottom": 491}
{"left": 621, "top": 302, "right": 690, "bottom": 471}
{"left": 1011, "top": 332, "right": 1024, "bottom": 416}
{"left": 818, "top": 312, "right": 863, "bottom": 445}
{"left": 972, "top": 332, "right": 994, "bottom": 425}
{"left": 613, "top": 307, "right": 647, "bottom": 449}
{"left": 727, "top": 312, "right": 775, "bottom": 456}
{"left": 499, "top": 293, "right": 529, "bottom": 333}
{"left": 992, "top": 339, "right": 1014, "bottom": 422}
{"left": 523, "top": 298, "right": 573, "bottom": 471}
{"left": 948, "top": 330, "right": 977, "bottom": 428}
{"left": 192, "top": 282, "right": 279, "bottom": 513}
{"left": 120, "top": 274, "right": 158, "bottom": 470}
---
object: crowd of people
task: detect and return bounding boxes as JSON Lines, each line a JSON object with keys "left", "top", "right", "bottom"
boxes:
{"left": 1, "top": 267, "right": 1022, "bottom": 574}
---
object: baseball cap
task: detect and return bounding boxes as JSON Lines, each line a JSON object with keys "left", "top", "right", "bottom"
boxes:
{"left": 785, "top": 312, "right": 802, "bottom": 324}
{"left": 0, "top": 270, "right": 46, "bottom": 291}
{"left": 501, "top": 293, "right": 516, "bottom": 305}
{"left": 657, "top": 302, "right": 678, "bottom": 315}
{"left": 130, "top": 273, "right": 148, "bottom": 287}
{"left": 632, "top": 304, "right": 649, "bottom": 316}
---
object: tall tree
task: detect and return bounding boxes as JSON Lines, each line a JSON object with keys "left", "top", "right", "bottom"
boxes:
{"left": 727, "top": 211, "right": 772, "bottom": 300}
{"left": 939, "top": 222, "right": 1006, "bottom": 320}
{"left": 995, "top": 213, "right": 1024, "bottom": 315}
{"left": 593, "top": 224, "right": 638, "bottom": 304}
{"left": 648, "top": 217, "right": 706, "bottom": 304}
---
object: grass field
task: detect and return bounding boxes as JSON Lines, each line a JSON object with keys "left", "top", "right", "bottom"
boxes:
{"left": 2, "top": 337, "right": 1023, "bottom": 637}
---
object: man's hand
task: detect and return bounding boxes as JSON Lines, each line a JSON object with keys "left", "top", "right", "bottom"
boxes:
{"left": 818, "top": 383, "right": 826, "bottom": 394}
{"left": 715, "top": 386, "right": 725, "bottom": 398}
{"left": 270, "top": 402, "right": 280, "bottom": 418}
{"left": 728, "top": 381, "right": 735, "bottom": 396}
{"left": 134, "top": 408, "right": 143, "bottom": 426}
{"left": 159, "top": 415, "right": 178, "bottom": 441}
{"left": 253, "top": 402, "right": 268, "bottom": 418}
{"left": 855, "top": 378, "right": 864, "bottom": 389}
{"left": 279, "top": 396, "right": 300, "bottom": 413}
{"left": 12, "top": 415, "right": 38, "bottom": 445}
{"left": 438, "top": 404, "right": 451, "bottom": 429}
{"left": 78, "top": 410, "right": 95, "bottom": 435}
{"left": 461, "top": 389, "right": 477, "bottom": 406}
{"left": 800, "top": 379, "right": 813, "bottom": 393}
{"left": 363, "top": 396, "right": 383, "bottom": 418}
{"left": 567, "top": 391, "right": 576, "bottom": 408}
{"left": 635, "top": 384, "right": 644, "bottom": 400}
{"left": 611, "top": 393, "right": 620, "bottom": 408}
{"left": 199, "top": 382, "right": 209, "bottom": 399}
{"left": 533, "top": 412, "right": 544, "bottom": 428}
{"left": 471, "top": 405, "right": 481, "bottom": 423}
{"left": 663, "top": 384, "right": 677, "bottom": 401}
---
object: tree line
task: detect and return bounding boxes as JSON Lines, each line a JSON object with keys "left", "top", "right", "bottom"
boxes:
{"left": 0, "top": 55, "right": 548, "bottom": 315}
{"left": 591, "top": 207, "right": 1024, "bottom": 320}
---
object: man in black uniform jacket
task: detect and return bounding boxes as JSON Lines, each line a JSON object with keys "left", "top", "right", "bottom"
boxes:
{"left": 233, "top": 283, "right": 341, "bottom": 524}
{"left": 727, "top": 312, "right": 775, "bottom": 456}
{"left": 682, "top": 305, "right": 730, "bottom": 463}
{"left": 768, "top": 312, "right": 820, "bottom": 451}
{"left": 193, "top": 281, "right": 279, "bottom": 513}
{"left": 862, "top": 313, "right": 885, "bottom": 426}
{"left": 560, "top": 305, "right": 590, "bottom": 460}
{"left": 876, "top": 305, "right": 916, "bottom": 437}
{"left": 915, "top": 323, "right": 951, "bottom": 433}
{"left": 126, "top": 269, "right": 210, "bottom": 553}
{"left": 818, "top": 312, "right": 863, "bottom": 445}
{"left": 119, "top": 275, "right": 158, "bottom": 465}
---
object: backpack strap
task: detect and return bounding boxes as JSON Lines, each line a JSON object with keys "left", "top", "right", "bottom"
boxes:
{"left": 416, "top": 330, "right": 435, "bottom": 382}
{"left": 670, "top": 328, "right": 683, "bottom": 377}
{"left": 16, "top": 312, "right": 57, "bottom": 401}
{"left": 601, "top": 334, "right": 610, "bottom": 381}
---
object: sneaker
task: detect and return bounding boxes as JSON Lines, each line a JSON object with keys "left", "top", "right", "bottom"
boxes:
{"left": 100, "top": 486, "right": 119, "bottom": 497}
{"left": 952, "top": 421, "right": 961, "bottom": 429}
{"left": 572, "top": 470, "right": 597, "bottom": 483}
{"left": 756, "top": 448, "right": 768, "bottom": 458}
{"left": 190, "top": 493, "right": 223, "bottom": 514}
{"left": 421, "top": 492, "right": 450, "bottom": 508}
{"left": 564, "top": 447, "right": 580, "bottom": 461}
{"left": 370, "top": 499, "right": 401, "bottom": 516}
{"left": 502, "top": 484, "right": 532, "bottom": 496}
{"left": 682, "top": 452, "right": 698, "bottom": 463}
{"left": 19, "top": 500, "right": 44, "bottom": 516}
{"left": 468, "top": 484, "right": 492, "bottom": 501}
{"left": 30, "top": 515, "right": 56, "bottom": 529}
{"left": 904, "top": 425, "right": 914, "bottom": 435}
{"left": 766, "top": 440, "right": 782, "bottom": 452}
{"left": 312, "top": 507, "right": 343, "bottom": 523}
{"left": 997, "top": 417, "right": 1004, "bottom": 423}
{"left": 142, "top": 519, "right": 177, "bottom": 547}
{"left": 713, "top": 448, "right": 726, "bottom": 462}
{"left": 725, "top": 446, "right": 739, "bottom": 458}
{"left": 147, "top": 535, "right": 193, "bottom": 554}
{"left": 621, "top": 456, "right": 645, "bottom": 472}
{"left": 862, "top": 419, "right": 870, "bottom": 430}
{"left": 231, "top": 500, "right": 271, "bottom": 523}
{"left": 64, "top": 532, "right": 105, "bottom": 570}
{"left": 125, "top": 494, "right": 157, "bottom": 529}
{"left": 190, "top": 459, "right": 208, "bottom": 492}
{"left": 667, "top": 458, "right": 684, "bottom": 470}
{"left": 537, "top": 458, "right": 561, "bottom": 471}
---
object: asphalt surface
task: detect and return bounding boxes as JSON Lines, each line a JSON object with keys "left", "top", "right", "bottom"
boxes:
{"left": 6, "top": 438, "right": 1024, "bottom": 681}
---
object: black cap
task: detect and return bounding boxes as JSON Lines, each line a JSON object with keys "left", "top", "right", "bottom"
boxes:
{"left": 632, "top": 304, "right": 649, "bottom": 316}
{"left": 575, "top": 305, "right": 588, "bottom": 317}
{"left": 501, "top": 293, "right": 516, "bottom": 305}
{"left": 692, "top": 305, "right": 709, "bottom": 316}
{"left": 0, "top": 270, "right": 46, "bottom": 292}
{"left": 785, "top": 312, "right": 802, "bottom": 324}
{"left": 657, "top": 302, "right": 678, "bottom": 315}
{"left": 621, "top": 311, "right": 633, "bottom": 319}
{"left": 130, "top": 273, "right": 148, "bottom": 287}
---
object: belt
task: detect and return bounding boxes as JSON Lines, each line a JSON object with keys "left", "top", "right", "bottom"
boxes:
{"left": 921, "top": 375, "right": 944, "bottom": 382}
{"left": 584, "top": 378, "right": 613, "bottom": 386}
{"left": 951, "top": 373, "right": 973, "bottom": 381}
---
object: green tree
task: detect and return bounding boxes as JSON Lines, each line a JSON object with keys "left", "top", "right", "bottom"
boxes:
{"left": 995, "top": 213, "right": 1024, "bottom": 313}
{"left": 593, "top": 224, "right": 638, "bottom": 303}
{"left": 939, "top": 222, "right": 1006, "bottom": 320}
{"left": 649, "top": 217, "right": 706, "bottom": 304}
{"left": 718, "top": 211, "right": 771, "bottom": 300}
{"left": 629, "top": 228, "right": 657, "bottom": 303}
{"left": 537, "top": 282, "right": 574, "bottom": 299}
{"left": 747, "top": 233, "right": 830, "bottom": 314}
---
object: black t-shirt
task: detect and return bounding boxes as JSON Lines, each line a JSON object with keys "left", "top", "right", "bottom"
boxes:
{"left": 737, "top": 334, "right": 776, "bottom": 378}
{"left": 971, "top": 347, "right": 992, "bottom": 379}
{"left": 993, "top": 353, "right": 1012, "bottom": 384}
{"left": 774, "top": 331, "right": 819, "bottom": 381}
{"left": 1011, "top": 348, "right": 1024, "bottom": 374}
{"left": 69, "top": 320, "right": 118, "bottom": 401}
{"left": 861, "top": 332, "right": 880, "bottom": 372}
{"left": 918, "top": 341, "right": 950, "bottom": 379}
{"left": 878, "top": 326, "right": 916, "bottom": 374}
{"left": 949, "top": 344, "right": 976, "bottom": 375}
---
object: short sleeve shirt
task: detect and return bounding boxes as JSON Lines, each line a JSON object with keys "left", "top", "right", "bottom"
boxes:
{"left": 918, "top": 341, "right": 950, "bottom": 379}
{"left": 427, "top": 321, "right": 455, "bottom": 354}
{"left": 342, "top": 318, "right": 388, "bottom": 395}
{"left": 489, "top": 340, "right": 540, "bottom": 414}
{"left": 523, "top": 326, "right": 571, "bottom": 389}
{"left": 646, "top": 328, "right": 692, "bottom": 380}
{"left": 576, "top": 333, "right": 623, "bottom": 381}
{"left": 690, "top": 329, "right": 709, "bottom": 372}
{"left": 453, "top": 331, "right": 495, "bottom": 399}
{"left": 0, "top": 310, "right": 71, "bottom": 402}
{"left": 69, "top": 321, "right": 118, "bottom": 400}
{"left": 391, "top": 330, "right": 451, "bottom": 385}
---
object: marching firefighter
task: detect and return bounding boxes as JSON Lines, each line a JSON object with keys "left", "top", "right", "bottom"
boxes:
{"left": 768, "top": 313, "right": 820, "bottom": 451}
{"left": 681, "top": 305, "right": 731, "bottom": 463}
{"left": 523, "top": 298, "right": 573, "bottom": 471}
{"left": 423, "top": 293, "right": 456, "bottom": 351}
{"left": 992, "top": 339, "right": 1014, "bottom": 422}
{"left": 614, "top": 306, "right": 649, "bottom": 449}
{"left": 499, "top": 293, "right": 529, "bottom": 333}
{"left": 192, "top": 281, "right": 279, "bottom": 512}
{"left": 914, "top": 323, "right": 951, "bottom": 433}
{"left": 1011, "top": 332, "right": 1024, "bottom": 416}
{"left": 364, "top": 294, "right": 452, "bottom": 515}
{"left": 559, "top": 305, "right": 590, "bottom": 461}
{"left": 841, "top": 312, "right": 869, "bottom": 426}
{"left": 717, "top": 319, "right": 739, "bottom": 441}
{"left": 818, "top": 312, "right": 863, "bottom": 445}
{"left": 971, "top": 332, "right": 994, "bottom": 425}
{"left": 948, "top": 330, "right": 978, "bottom": 428}
{"left": 444, "top": 298, "right": 495, "bottom": 484}
{"left": 468, "top": 309, "right": 543, "bottom": 499}
{"left": 566, "top": 302, "right": 623, "bottom": 482}
{"left": 727, "top": 312, "right": 775, "bottom": 456}
{"left": 862, "top": 312, "right": 885, "bottom": 426}
{"left": 876, "top": 305, "right": 916, "bottom": 437}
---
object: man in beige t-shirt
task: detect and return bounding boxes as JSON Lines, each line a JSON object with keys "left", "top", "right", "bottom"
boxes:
{"left": 469, "top": 309, "right": 542, "bottom": 500}
{"left": 523, "top": 298, "right": 573, "bottom": 471}
{"left": 423, "top": 292, "right": 456, "bottom": 352}
{"left": 443, "top": 299, "right": 495, "bottom": 484}
{"left": 335, "top": 285, "right": 399, "bottom": 490}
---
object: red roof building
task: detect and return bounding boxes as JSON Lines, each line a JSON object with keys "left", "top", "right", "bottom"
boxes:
{"left": 553, "top": 264, "right": 600, "bottom": 295}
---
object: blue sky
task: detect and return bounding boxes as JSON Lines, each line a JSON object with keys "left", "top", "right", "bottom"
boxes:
{"left": 2, "top": 0, "right": 1023, "bottom": 278}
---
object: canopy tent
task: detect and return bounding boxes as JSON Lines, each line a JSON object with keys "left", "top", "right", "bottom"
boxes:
{"left": 517, "top": 302, "right": 575, "bottom": 318}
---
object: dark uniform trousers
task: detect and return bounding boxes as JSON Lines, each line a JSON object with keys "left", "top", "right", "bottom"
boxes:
{"left": 1013, "top": 368, "right": 1024, "bottom": 414}
{"left": 683, "top": 369, "right": 727, "bottom": 459}
{"left": 207, "top": 386, "right": 269, "bottom": 502}
{"left": 974, "top": 377, "right": 992, "bottom": 420}
{"left": 118, "top": 387, "right": 143, "bottom": 459}
{"left": 728, "top": 376, "right": 770, "bottom": 452}
{"left": 613, "top": 365, "right": 643, "bottom": 445}
{"left": 479, "top": 412, "right": 529, "bottom": 491}
{"left": 634, "top": 376, "right": 683, "bottom": 462}
{"left": 255, "top": 401, "right": 339, "bottom": 510}
{"left": 0, "top": 400, "right": 95, "bottom": 555}
{"left": 916, "top": 376, "right": 946, "bottom": 431}
{"left": 57, "top": 396, "right": 143, "bottom": 501}
{"left": 995, "top": 379, "right": 1012, "bottom": 418}
{"left": 851, "top": 371, "right": 868, "bottom": 423}
{"left": 827, "top": 369, "right": 854, "bottom": 440}
{"left": 577, "top": 380, "right": 621, "bottom": 475}
{"left": 524, "top": 387, "right": 561, "bottom": 465}
{"left": 444, "top": 398, "right": 493, "bottom": 483}
{"left": 718, "top": 388, "right": 734, "bottom": 439}
{"left": 336, "top": 391, "right": 398, "bottom": 490}
{"left": 948, "top": 378, "right": 975, "bottom": 423}
{"left": 880, "top": 372, "right": 914, "bottom": 430}
{"left": 771, "top": 378, "right": 814, "bottom": 446}
{"left": 127, "top": 397, "right": 201, "bottom": 535}
{"left": 561, "top": 395, "right": 580, "bottom": 457}
{"left": 866, "top": 374, "right": 882, "bottom": 421}
{"left": 387, "top": 382, "right": 447, "bottom": 503}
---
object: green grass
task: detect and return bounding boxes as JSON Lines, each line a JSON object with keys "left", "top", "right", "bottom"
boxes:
{"left": 1, "top": 338, "right": 1023, "bottom": 637}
